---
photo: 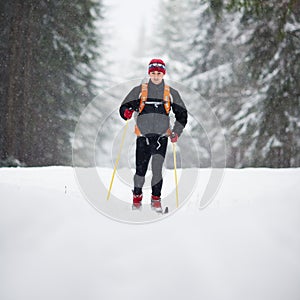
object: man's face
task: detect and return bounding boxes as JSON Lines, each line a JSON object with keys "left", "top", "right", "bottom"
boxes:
{"left": 149, "top": 71, "right": 164, "bottom": 85}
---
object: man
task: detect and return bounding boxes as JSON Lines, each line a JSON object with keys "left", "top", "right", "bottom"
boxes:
{"left": 119, "top": 59, "right": 187, "bottom": 212}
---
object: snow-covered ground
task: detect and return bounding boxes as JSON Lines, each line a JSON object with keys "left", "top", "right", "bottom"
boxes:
{"left": 1, "top": 167, "right": 300, "bottom": 300}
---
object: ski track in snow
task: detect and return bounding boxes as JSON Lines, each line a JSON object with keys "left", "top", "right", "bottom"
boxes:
{"left": 1, "top": 167, "right": 300, "bottom": 300}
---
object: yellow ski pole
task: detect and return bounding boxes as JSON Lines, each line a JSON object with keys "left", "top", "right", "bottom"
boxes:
{"left": 172, "top": 142, "right": 179, "bottom": 207}
{"left": 107, "top": 120, "right": 129, "bottom": 200}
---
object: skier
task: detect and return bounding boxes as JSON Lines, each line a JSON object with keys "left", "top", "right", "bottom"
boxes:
{"left": 119, "top": 59, "right": 188, "bottom": 212}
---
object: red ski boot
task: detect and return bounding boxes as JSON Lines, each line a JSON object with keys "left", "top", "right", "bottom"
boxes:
{"left": 132, "top": 193, "right": 143, "bottom": 210}
{"left": 151, "top": 195, "right": 163, "bottom": 213}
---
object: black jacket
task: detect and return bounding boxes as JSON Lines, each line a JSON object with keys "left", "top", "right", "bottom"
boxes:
{"left": 119, "top": 79, "right": 187, "bottom": 137}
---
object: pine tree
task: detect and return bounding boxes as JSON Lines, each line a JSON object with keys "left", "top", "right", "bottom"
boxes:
{"left": 151, "top": 0, "right": 194, "bottom": 81}
{"left": 187, "top": 0, "right": 300, "bottom": 167}
{"left": 227, "top": 0, "right": 300, "bottom": 167}
{"left": 184, "top": 0, "right": 244, "bottom": 167}
{"left": 0, "top": 0, "right": 106, "bottom": 166}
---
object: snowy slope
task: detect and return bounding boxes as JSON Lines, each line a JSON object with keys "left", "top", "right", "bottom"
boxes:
{"left": 1, "top": 167, "right": 300, "bottom": 300}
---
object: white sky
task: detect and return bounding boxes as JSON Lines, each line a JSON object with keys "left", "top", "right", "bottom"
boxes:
{"left": 104, "top": 0, "right": 160, "bottom": 79}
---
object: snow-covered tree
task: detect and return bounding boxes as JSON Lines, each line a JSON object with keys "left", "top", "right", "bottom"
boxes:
{"left": 0, "top": 0, "right": 107, "bottom": 166}
{"left": 151, "top": 0, "right": 194, "bottom": 81}
{"left": 184, "top": 0, "right": 300, "bottom": 167}
{"left": 181, "top": 0, "right": 244, "bottom": 167}
{"left": 227, "top": 0, "right": 300, "bottom": 167}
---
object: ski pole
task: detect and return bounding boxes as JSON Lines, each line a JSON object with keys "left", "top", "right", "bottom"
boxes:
{"left": 107, "top": 120, "right": 129, "bottom": 200}
{"left": 172, "top": 142, "right": 179, "bottom": 207}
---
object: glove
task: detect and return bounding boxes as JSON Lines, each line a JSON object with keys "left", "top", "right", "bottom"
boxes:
{"left": 124, "top": 108, "right": 134, "bottom": 120}
{"left": 170, "top": 132, "right": 178, "bottom": 143}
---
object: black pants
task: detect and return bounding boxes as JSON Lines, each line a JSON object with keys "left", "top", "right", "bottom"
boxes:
{"left": 133, "top": 136, "right": 168, "bottom": 197}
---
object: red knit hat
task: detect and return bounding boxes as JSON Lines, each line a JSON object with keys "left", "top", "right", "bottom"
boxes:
{"left": 148, "top": 58, "right": 166, "bottom": 74}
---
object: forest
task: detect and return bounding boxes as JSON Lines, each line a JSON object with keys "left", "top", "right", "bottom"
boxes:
{"left": 1, "top": 0, "right": 299, "bottom": 168}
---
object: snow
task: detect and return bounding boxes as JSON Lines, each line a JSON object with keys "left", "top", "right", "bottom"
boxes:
{"left": 189, "top": 63, "right": 235, "bottom": 92}
{"left": 1, "top": 167, "right": 300, "bottom": 300}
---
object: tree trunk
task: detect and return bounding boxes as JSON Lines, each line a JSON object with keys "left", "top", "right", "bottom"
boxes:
{"left": 6, "top": 0, "right": 24, "bottom": 160}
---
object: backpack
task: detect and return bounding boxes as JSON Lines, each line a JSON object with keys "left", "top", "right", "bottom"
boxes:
{"left": 138, "top": 83, "right": 171, "bottom": 114}
{"left": 135, "top": 83, "right": 172, "bottom": 136}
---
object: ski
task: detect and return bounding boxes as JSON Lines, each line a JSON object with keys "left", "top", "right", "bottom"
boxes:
{"left": 131, "top": 204, "right": 169, "bottom": 214}
{"left": 132, "top": 203, "right": 142, "bottom": 211}
{"left": 151, "top": 205, "right": 169, "bottom": 214}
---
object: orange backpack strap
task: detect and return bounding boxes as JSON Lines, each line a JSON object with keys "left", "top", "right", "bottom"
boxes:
{"left": 139, "top": 83, "right": 148, "bottom": 113}
{"left": 134, "top": 124, "right": 142, "bottom": 136}
{"left": 135, "top": 83, "right": 148, "bottom": 136}
{"left": 163, "top": 84, "right": 171, "bottom": 114}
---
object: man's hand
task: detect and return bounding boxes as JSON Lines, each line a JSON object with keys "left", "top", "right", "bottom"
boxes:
{"left": 170, "top": 132, "right": 178, "bottom": 143}
{"left": 124, "top": 108, "right": 134, "bottom": 120}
